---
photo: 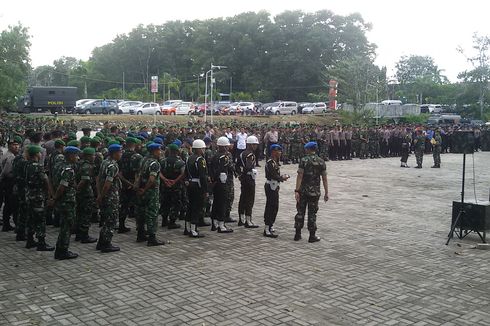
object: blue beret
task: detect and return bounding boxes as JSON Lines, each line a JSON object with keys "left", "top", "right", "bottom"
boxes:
{"left": 304, "top": 141, "right": 318, "bottom": 150}
{"left": 184, "top": 138, "right": 194, "bottom": 144}
{"left": 173, "top": 139, "right": 182, "bottom": 147}
{"left": 203, "top": 136, "right": 212, "bottom": 144}
{"left": 138, "top": 132, "right": 149, "bottom": 139}
{"left": 127, "top": 132, "right": 136, "bottom": 138}
{"left": 148, "top": 143, "right": 162, "bottom": 151}
{"left": 136, "top": 135, "right": 145, "bottom": 142}
{"left": 153, "top": 137, "right": 163, "bottom": 144}
{"left": 270, "top": 144, "right": 283, "bottom": 151}
{"left": 64, "top": 146, "right": 81, "bottom": 154}
{"left": 156, "top": 134, "right": 165, "bottom": 140}
{"left": 108, "top": 144, "right": 122, "bottom": 153}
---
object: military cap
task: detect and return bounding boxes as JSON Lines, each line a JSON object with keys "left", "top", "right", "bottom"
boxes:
{"left": 64, "top": 146, "right": 81, "bottom": 154}
{"left": 152, "top": 137, "right": 163, "bottom": 145}
{"left": 134, "top": 138, "right": 142, "bottom": 145}
{"left": 68, "top": 132, "right": 77, "bottom": 141}
{"left": 270, "top": 144, "right": 283, "bottom": 151}
{"left": 147, "top": 143, "right": 162, "bottom": 151}
{"left": 55, "top": 139, "right": 66, "bottom": 147}
{"left": 135, "top": 135, "right": 145, "bottom": 142}
{"left": 173, "top": 139, "right": 182, "bottom": 147}
{"left": 138, "top": 131, "right": 149, "bottom": 139}
{"left": 304, "top": 141, "right": 318, "bottom": 150}
{"left": 80, "top": 136, "right": 91, "bottom": 143}
{"left": 108, "top": 140, "right": 120, "bottom": 146}
{"left": 82, "top": 147, "right": 96, "bottom": 155}
{"left": 10, "top": 136, "right": 23, "bottom": 144}
{"left": 115, "top": 137, "right": 125, "bottom": 143}
{"left": 67, "top": 140, "right": 80, "bottom": 147}
{"left": 203, "top": 136, "right": 212, "bottom": 144}
{"left": 108, "top": 144, "right": 122, "bottom": 153}
{"left": 90, "top": 136, "right": 101, "bottom": 144}
{"left": 95, "top": 132, "right": 104, "bottom": 138}
{"left": 167, "top": 143, "right": 179, "bottom": 151}
{"left": 82, "top": 127, "right": 92, "bottom": 131}
{"left": 126, "top": 137, "right": 138, "bottom": 144}
{"left": 27, "top": 145, "right": 42, "bottom": 156}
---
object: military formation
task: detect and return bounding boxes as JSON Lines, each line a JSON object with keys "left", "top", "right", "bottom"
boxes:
{"left": 0, "top": 114, "right": 489, "bottom": 260}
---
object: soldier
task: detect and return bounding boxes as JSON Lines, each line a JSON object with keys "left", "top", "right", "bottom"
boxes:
{"left": 237, "top": 135, "right": 260, "bottom": 228}
{"left": 400, "top": 130, "right": 411, "bottom": 168}
{"left": 413, "top": 129, "right": 425, "bottom": 169}
{"left": 359, "top": 128, "right": 368, "bottom": 159}
{"left": 160, "top": 144, "right": 186, "bottom": 230}
{"left": 74, "top": 147, "right": 98, "bottom": 243}
{"left": 210, "top": 136, "right": 234, "bottom": 233}
{"left": 294, "top": 141, "right": 328, "bottom": 243}
{"left": 0, "top": 136, "right": 21, "bottom": 231}
{"left": 118, "top": 137, "right": 140, "bottom": 233}
{"left": 96, "top": 144, "right": 123, "bottom": 253}
{"left": 203, "top": 136, "right": 214, "bottom": 225}
{"left": 185, "top": 139, "right": 208, "bottom": 238}
{"left": 263, "top": 144, "right": 289, "bottom": 238}
{"left": 432, "top": 128, "right": 442, "bottom": 168}
{"left": 12, "top": 146, "right": 29, "bottom": 241}
{"left": 50, "top": 146, "right": 80, "bottom": 260}
{"left": 25, "top": 145, "right": 55, "bottom": 251}
{"left": 137, "top": 143, "right": 165, "bottom": 246}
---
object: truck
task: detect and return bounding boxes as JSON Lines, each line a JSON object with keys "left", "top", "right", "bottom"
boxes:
{"left": 17, "top": 86, "right": 77, "bottom": 114}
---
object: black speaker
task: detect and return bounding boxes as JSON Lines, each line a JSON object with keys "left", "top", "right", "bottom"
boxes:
{"left": 451, "top": 130, "right": 475, "bottom": 154}
{"left": 452, "top": 201, "right": 490, "bottom": 232}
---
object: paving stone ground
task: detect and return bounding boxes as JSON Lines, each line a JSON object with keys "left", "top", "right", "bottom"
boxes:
{"left": 1, "top": 152, "right": 490, "bottom": 325}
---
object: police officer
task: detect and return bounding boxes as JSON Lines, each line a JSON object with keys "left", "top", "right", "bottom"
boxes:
{"left": 294, "top": 142, "right": 329, "bottom": 243}
{"left": 263, "top": 144, "right": 289, "bottom": 238}
{"left": 96, "top": 144, "right": 123, "bottom": 253}
{"left": 137, "top": 143, "right": 165, "bottom": 246}
{"left": 210, "top": 136, "right": 234, "bottom": 233}
{"left": 0, "top": 136, "right": 21, "bottom": 231}
{"left": 185, "top": 139, "right": 208, "bottom": 238}
{"left": 50, "top": 146, "right": 80, "bottom": 260}
{"left": 237, "top": 135, "right": 259, "bottom": 228}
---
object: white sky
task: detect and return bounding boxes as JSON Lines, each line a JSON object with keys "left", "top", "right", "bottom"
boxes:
{"left": 1, "top": 0, "right": 489, "bottom": 81}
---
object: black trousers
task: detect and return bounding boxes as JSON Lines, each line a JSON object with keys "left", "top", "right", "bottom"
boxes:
{"left": 263, "top": 184, "right": 279, "bottom": 226}
{"left": 212, "top": 183, "right": 226, "bottom": 221}
{"left": 238, "top": 177, "right": 255, "bottom": 216}
{"left": 186, "top": 182, "right": 205, "bottom": 225}
{"left": 1, "top": 178, "right": 17, "bottom": 226}
{"left": 346, "top": 140, "right": 352, "bottom": 159}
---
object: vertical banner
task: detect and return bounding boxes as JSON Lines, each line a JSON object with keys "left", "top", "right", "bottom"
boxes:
{"left": 328, "top": 79, "right": 338, "bottom": 110}
{"left": 151, "top": 76, "right": 158, "bottom": 93}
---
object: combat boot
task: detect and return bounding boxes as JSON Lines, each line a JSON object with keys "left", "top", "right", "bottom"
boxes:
{"left": 100, "top": 243, "right": 120, "bottom": 253}
{"left": 16, "top": 231, "right": 26, "bottom": 241}
{"left": 55, "top": 249, "right": 78, "bottom": 260}
{"left": 37, "top": 237, "right": 55, "bottom": 251}
{"left": 263, "top": 225, "right": 278, "bottom": 238}
{"left": 147, "top": 234, "right": 165, "bottom": 247}
{"left": 136, "top": 231, "right": 148, "bottom": 242}
{"left": 25, "top": 233, "right": 38, "bottom": 249}
{"left": 244, "top": 216, "right": 259, "bottom": 228}
{"left": 238, "top": 215, "right": 245, "bottom": 226}
{"left": 96, "top": 239, "right": 106, "bottom": 250}
{"left": 308, "top": 231, "right": 321, "bottom": 243}
{"left": 189, "top": 224, "right": 205, "bottom": 238}
{"left": 217, "top": 221, "right": 233, "bottom": 233}
{"left": 80, "top": 232, "right": 97, "bottom": 244}
{"left": 294, "top": 229, "right": 302, "bottom": 241}
{"left": 211, "top": 219, "right": 218, "bottom": 231}
{"left": 117, "top": 219, "right": 131, "bottom": 233}
{"left": 2, "top": 223, "right": 14, "bottom": 232}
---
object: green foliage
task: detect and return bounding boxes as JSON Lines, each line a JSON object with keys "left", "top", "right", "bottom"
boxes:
{"left": 230, "top": 91, "right": 253, "bottom": 102}
{"left": 306, "top": 92, "right": 329, "bottom": 103}
{"left": 0, "top": 24, "right": 31, "bottom": 110}
{"left": 338, "top": 109, "right": 374, "bottom": 126}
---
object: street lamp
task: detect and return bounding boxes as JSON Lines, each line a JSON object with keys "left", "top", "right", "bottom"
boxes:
{"left": 204, "top": 64, "right": 228, "bottom": 123}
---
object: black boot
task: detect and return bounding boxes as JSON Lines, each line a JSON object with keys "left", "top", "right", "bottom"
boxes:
{"left": 308, "top": 231, "right": 321, "bottom": 243}
{"left": 136, "top": 229, "right": 148, "bottom": 242}
{"left": 80, "top": 232, "right": 98, "bottom": 244}
{"left": 16, "top": 231, "right": 26, "bottom": 241}
{"left": 294, "top": 229, "right": 302, "bottom": 241}
{"left": 100, "top": 243, "right": 120, "bottom": 253}
{"left": 55, "top": 249, "right": 78, "bottom": 260}
{"left": 147, "top": 234, "right": 165, "bottom": 247}
{"left": 118, "top": 219, "right": 131, "bottom": 233}
{"left": 37, "top": 238, "right": 55, "bottom": 251}
{"left": 2, "top": 223, "right": 14, "bottom": 232}
{"left": 96, "top": 239, "right": 106, "bottom": 250}
{"left": 211, "top": 220, "right": 217, "bottom": 231}
{"left": 25, "top": 234, "right": 38, "bottom": 249}
{"left": 161, "top": 217, "right": 168, "bottom": 228}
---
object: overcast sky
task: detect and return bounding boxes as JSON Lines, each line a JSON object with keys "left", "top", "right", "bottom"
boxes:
{"left": 1, "top": 0, "right": 489, "bottom": 81}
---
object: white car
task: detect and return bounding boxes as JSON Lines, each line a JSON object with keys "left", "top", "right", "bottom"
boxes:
{"left": 229, "top": 101, "right": 254, "bottom": 115}
{"left": 267, "top": 101, "right": 298, "bottom": 115}
{"left": 118, "top": 101, "right": 143, "bottom": 114}
{"left": 175, "top": 102, "right": 195, "bottom": 115}
{"left": 131, "top": 102, "right": 161, "bottom": 115}
{"left": 302, "top": 102, "right": 327, "bottom": 114}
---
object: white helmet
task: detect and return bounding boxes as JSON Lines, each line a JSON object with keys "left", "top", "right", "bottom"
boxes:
{"left": 192, "top": 139, "right": 206, "bottom": 149}
{"left": 246, "top": 135, "right": 259, "bottom": 144}
{"left": 217, "top": 136, "right": 231, "bottom": 147}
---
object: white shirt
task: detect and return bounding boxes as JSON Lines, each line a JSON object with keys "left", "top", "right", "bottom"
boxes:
{"left": 236, "top": 132, "right": 248, "bottom": 150}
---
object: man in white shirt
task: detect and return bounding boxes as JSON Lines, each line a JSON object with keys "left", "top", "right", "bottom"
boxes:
{"left": 235, "top": 128, "right": 248, "bottom": 162}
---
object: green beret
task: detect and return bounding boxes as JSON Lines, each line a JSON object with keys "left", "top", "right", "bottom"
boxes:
{"left": 67, "top": 140, "right": 80, "bottom": 147}
{"left": 80, "top": 136, "right": 91, "bottom": 143}
{"left": 115, "top": 137, "right": 125, "bottom": 143}
{"left": 55, "top": 139, "right": 66, "bottom": 147}
{"left": 27, "top": 145, "right": 42, "bottom": 156}
{"left": 157, "top": 125, "right": 165, "bottom": 129}
{"left": 90, "top": 136, "right": 101, "bottom": 144}
{"left": 10, "top": 136, "right": 23, "bottom": 144}
{"left": 167, "top": 144, "right": 179, "bottom": 151}
{"left": 95, "top": 132, "right": 104, "bottom": 138}
{"left": 107, "top": 140, "right": 120, "bottom": 146}
{"left": 134, "top": 138, "right": 142, "bottom": 145}
{"left": 82, "top": 147, "right": 96, "bottom": 155}
{"left": 126, "top": 137, "right": 137, "bottom": 144}
{"left": 68, "top": 132, "right": 77, "bottom": 141}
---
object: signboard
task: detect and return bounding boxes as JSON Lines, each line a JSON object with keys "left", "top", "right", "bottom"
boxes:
{"left": 328, "top": 79, "right": 338, "bottom": 110}
{"left": 151, "top": 76, "right": 158, "bottom": 93}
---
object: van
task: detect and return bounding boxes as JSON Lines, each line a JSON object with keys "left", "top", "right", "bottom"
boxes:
{"left": 420, "top": 104, "right": 443, "bottom": 114}
{"left": 381, "top": 100, "right": 402, "bottom": 105}
{"left": 267, "top": 101, "right": 298, "bottom": 115}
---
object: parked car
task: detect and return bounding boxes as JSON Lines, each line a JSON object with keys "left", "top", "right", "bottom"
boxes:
{"left": 172, "top": 102, "right": 195, "bottom": 115}
{"left": 297, "top": 102, "right": 311, "bottom": 114}
{"left": 420, "top": 104, "right": 443, "bottom": 114}
{"left": 381, "top": 100, "right": 403, "bottom": 105}
{"left": 302, "top": 102, "right": 327, "bottom": 114}
{"left": 229, "top": 102, "right": 254, "bottom": 115}
{"left": 266, "top": 101, "right": 298, "bottom": 115}
{"left": 118, "top": 101, "right": 143, "bottom": 114}
{"left": 76, "top": 99, "right": 121, "bottom": 114}
{"left": 130, "top": 102, "right": 162, "bottom": 115}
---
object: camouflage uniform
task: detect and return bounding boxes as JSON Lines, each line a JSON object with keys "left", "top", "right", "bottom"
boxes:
{"left": 160, "top": 155, "right": 185, "bottom": 227}
{"left": 54, "top": 161, "right": 77, "bottom": 253}
{"left": 12, "top": 155, "right": 28, "bottom": 240}
{"left": 98, "top": 158, "right": 121, "bottom": 246}
{"left": 25, "top": 160, "right": 49, "bottom": 242}
{"left": 295, "top": 153, "right": 326, "bottom": 232}
{"left": 138, "top": 156, "right": 161, "bottom": 238}
{"left": 414, "top": 134, "right": 425, "bottom": 168}
{"left": 118, "top": 149, "right": 138, "bottom": 229}
{"left": 75, "top": 158, "right": 95, "bottom": 238}
{"left": 432, "top": 132, "right": 442, "bottom": 168}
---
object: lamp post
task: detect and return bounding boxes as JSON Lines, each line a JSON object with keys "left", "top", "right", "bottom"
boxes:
{"left": 209, "top": 64, "right": 227, "bottom": 124}
{"left": 203, "top": 64, "right": 227, "bottom": 123}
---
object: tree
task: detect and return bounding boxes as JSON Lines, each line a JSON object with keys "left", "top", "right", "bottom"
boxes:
{"left": 0, "top": 24, "right": 31, "bottom": 110}
{"left": 458, "top": 33, "right": 490, "bottom": 119}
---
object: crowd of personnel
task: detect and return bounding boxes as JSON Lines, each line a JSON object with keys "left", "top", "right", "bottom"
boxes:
{"left": 0, "top": 114, "right": 488, "bottom": 260}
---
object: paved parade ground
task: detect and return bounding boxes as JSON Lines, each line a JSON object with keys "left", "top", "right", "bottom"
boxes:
{"left": 1, "top": 152, "right": 490, "bottom": 326}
